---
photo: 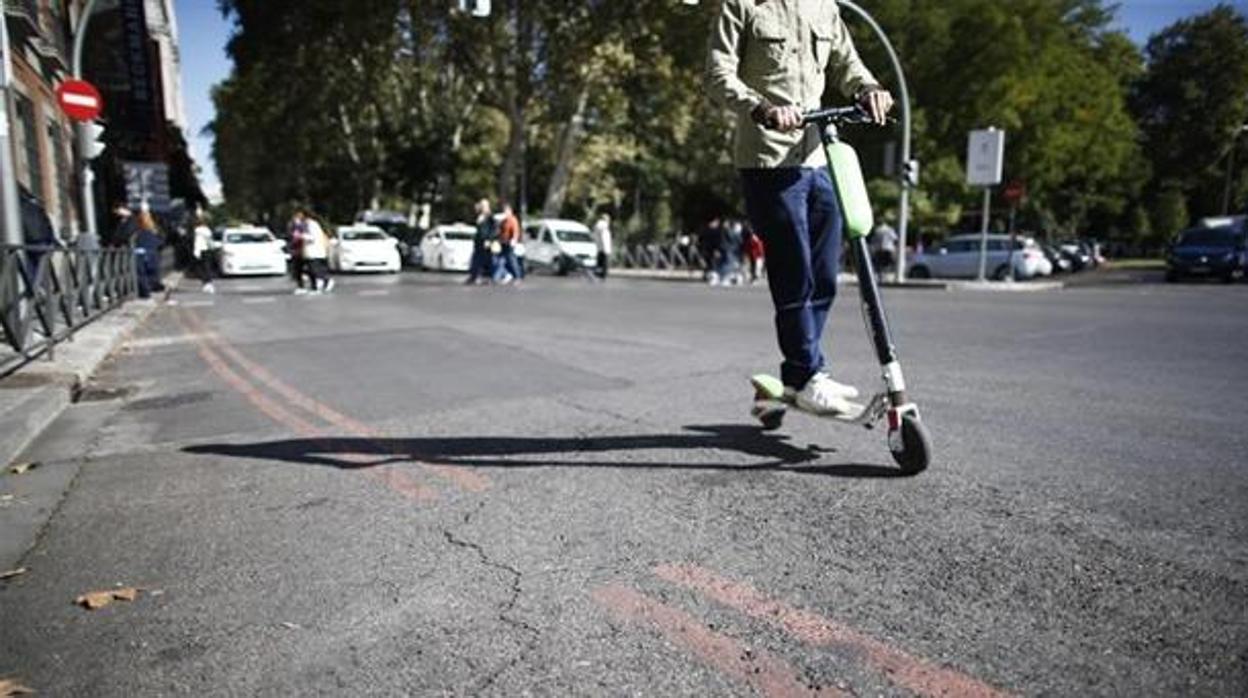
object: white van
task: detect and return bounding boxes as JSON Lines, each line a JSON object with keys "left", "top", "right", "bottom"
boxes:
{"left": 522, "top": 219, "right": 598, "bottom": 275}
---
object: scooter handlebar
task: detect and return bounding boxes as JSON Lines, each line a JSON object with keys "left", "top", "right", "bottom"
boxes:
{"left": 802, "top": 105, "right": 894, "bottom": 127}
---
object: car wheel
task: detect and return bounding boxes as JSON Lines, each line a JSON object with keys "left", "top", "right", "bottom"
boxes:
{"left": 909, "top": 265, "right": 931, "bottom": 279}
{"left": 992, "top": 264, "right": 1011, "bottom": 281}
{"left": 1165, "top": 270, "right": 1178, "bottom": 283}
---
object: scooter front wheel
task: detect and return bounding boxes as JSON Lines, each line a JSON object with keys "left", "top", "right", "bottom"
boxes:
{"left": 891, "top": 414, "right": 931, "bottom": 474}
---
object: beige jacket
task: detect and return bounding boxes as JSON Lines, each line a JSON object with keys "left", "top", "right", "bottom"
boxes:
{"left": 707, "top": 0, "right": 878, "bottom": 169}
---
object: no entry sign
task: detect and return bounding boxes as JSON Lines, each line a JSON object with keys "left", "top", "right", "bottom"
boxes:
{"left": 56, "top": 80, "right": 104, "bottom": 122}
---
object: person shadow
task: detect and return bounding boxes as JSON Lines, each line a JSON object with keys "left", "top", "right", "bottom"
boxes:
{"left": 184, "top": 424, "right": 913, "bottom": 479}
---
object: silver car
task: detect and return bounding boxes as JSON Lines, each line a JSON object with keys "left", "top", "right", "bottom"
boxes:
{"left": 908, "top": 234, "right": 1047, "bottom": 280}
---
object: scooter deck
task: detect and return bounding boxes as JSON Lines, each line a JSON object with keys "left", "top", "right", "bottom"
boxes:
{"left": 750, "top": 374, "right": 867, "bottom": 423}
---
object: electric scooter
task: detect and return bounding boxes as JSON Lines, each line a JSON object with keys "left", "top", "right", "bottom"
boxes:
{"left": 749, "top": 105, "right": 931, "bottom": 475}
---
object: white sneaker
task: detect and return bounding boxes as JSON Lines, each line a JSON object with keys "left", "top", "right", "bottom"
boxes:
{"left": 325, "top": 278, "right": 335, "bottom": 293}
{"left": 294, "top": 287, "right": 309, "bottom": 296}
{"left": 790, "top": 373, "right": 860, "bottom": 415}
{"left": 203, "top": 283, "right": 215, "bottom": 294}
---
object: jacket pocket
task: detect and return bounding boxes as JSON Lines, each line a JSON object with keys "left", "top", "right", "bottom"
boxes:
{"left": 751, "top": 17, "right": 789, "bottom": 66}
{"left": 812, "top": 23, "right": 834, "bottom": 67}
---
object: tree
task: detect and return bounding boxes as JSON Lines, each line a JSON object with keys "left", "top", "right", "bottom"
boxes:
{"left": 1133, "top": 5, "right": 1248, "bottom": 218}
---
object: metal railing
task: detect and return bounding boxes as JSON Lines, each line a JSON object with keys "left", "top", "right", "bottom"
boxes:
{"left": 618, "top": 243, "right": 709, "bottom": 272}
{"left": 1, "top": 244, "right": 137, "bottom": 373}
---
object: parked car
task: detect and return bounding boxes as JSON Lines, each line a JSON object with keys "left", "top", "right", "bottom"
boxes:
{"left": 1041, "top": 244, "right": 1073, "bottom": 274}
{"left": 1165, "top": 223, "right": 1247, "bottom": 283}
{"left": 523, "top": 219, "right": 598, "bottom": 275}
{"left": 380, "top": 224, "right": 424, "bottom": 268}
{"left": 329, "top": 225, "right": 400, "bottom": 273}
{"left": 1057, "top": 240, "right": 1094, "bottom": 271}
{"left": 419, "top": 223, "right": 476, "bottom": 272}
{"left": 215, "top": 226, "right": 287, "bottom": 277}
{"left": 908, "top": 234, "right": 1047, "bottom": 280}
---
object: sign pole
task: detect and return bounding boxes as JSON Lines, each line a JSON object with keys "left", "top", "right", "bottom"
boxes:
{"left": 966, "top": 126, "right": 1005, "bottom": 282}
{"left": 73, "top": 0, "right": 103, "bottom": 242}
{"left": 0, "top": 0, "right": 23, "bottom": 247}
{"left": 976, "top": 187, "right": 992, "bottom": 282}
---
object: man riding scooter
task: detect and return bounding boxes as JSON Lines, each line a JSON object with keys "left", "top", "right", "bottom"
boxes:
{"left": 707, "top": 0, "right": 894, "bottom": 415}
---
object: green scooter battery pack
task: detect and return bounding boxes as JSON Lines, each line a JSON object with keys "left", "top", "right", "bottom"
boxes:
{"left": 825, "top": 141, "right": 874, "bottom": 240}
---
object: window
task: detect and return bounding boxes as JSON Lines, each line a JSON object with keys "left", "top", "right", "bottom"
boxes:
{"left": 48, "top": 121, "right": 73, "bottom": 234}
{"left": 13, "top": 93, "right": 44, "bottom": 200}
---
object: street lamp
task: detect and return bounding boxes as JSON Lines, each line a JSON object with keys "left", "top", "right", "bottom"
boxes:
{"left": 826, "top": 1, "right": 916, "bottom": 282}
{"left": 1223, "top": 124, "right": 1248, "bottom": 216}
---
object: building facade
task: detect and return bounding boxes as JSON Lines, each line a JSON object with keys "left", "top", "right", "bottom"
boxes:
{"left": 3, "top": 0, "right": 81, "bottom": 238}
{"left": 3, "top": 0, "right": 197, "bottom": 242}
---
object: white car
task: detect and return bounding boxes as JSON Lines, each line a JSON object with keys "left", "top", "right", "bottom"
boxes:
{"left": 908, "top": 234, "right": 1047, "bottom": 280}
{"left": 215, "top": 227, "right": 287, "bottom": 277}
{"left": 419, "top": 223, "right": 477, "bottom": 272}
{"left": 523, "top": 219, "right": 598, "bottom": 275}
{"left": 330, "top": 225, "right": 400, "bottom": 273}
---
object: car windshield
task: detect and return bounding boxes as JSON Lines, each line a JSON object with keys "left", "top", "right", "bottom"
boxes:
{"left": 342, "top": 230, "right": 386, "bottom": 241}
{"left": 443, "top": 230, "right": 474, "bottom": 241}
{"left": 225, "top": 232, "right": 272, "bottom": 244}
{"left": 555, "top": 229, "right": 593, "bottom": 243}
{"left": 1178, "top": 227, "right": 1237, "bottom": 247}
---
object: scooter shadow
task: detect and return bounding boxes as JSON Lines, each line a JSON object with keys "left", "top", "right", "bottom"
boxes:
{"left": 183, "top": 424, "right": 916, "bottom": 479}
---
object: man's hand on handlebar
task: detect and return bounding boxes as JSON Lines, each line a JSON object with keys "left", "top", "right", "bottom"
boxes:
{"left": 752, "top": 103, "right": 804, "bottom": 132}
{"left": 858, "top": 86, "right": 894, "bottom": 125}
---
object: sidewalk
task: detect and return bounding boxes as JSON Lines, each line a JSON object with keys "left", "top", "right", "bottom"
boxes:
{"left": 0, "top": 274, "right": 181, "bottom": 469}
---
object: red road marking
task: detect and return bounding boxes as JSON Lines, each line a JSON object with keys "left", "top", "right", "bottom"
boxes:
{"left": 179, "top": 311, "right": 438, "bottom": 502}
{"left": 181, "top": 311, "right": 490, "bottom": 493}
{"left": 593, "top": 584, "right": 844, "bottom": 698}
{"left": 654, "top": 563, "right": 1012, "bottom": 698}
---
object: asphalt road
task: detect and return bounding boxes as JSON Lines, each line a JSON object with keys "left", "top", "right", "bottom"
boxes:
{"left": 2, "top": 270, "right": 1246, "bottom": 696}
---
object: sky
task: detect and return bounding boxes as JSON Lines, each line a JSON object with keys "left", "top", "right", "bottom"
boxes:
{"left": 173, "top": 0, "right": 1248, "bottom": 203}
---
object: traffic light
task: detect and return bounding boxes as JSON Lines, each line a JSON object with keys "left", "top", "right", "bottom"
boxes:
{"left": 902, "top": 159, "right": 920, "bottom": 188}
{"left": 83, "top": 121, "right": 106, "bottom": 160}
{"left": 458, "top": 0, "right": 490, "bottom": 17}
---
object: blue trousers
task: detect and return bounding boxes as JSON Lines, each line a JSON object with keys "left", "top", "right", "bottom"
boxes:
{"left": 740, "top": 167, "right": 843, "bottom": 389}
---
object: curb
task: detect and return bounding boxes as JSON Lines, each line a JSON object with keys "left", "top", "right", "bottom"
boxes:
{"left": 0, "top": 272, "right": 182, "bottom": 467}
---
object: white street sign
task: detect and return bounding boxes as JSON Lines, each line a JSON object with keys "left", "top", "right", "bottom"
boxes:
{"left": 967, "top": 127, "right": 1005, "bottom": 187}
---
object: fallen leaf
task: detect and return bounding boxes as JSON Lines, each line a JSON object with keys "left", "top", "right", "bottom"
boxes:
{"left": 76, "top": 591, "right": 115, "bottom": 610}
{"left": 0, "top": 568, "right": 27, "bottom": 581}
{"left": 112, "top": 587, "right": 139, "bottom": 602}
{"left": 0, "top": 677, "right": 34, "bottom": 695}
{"left": 7, "top": 463, "right": 37, "bottom": 475}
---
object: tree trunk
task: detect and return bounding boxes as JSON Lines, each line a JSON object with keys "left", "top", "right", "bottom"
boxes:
{"left": 541, "top": 84, "right": 591, "bottom": 218}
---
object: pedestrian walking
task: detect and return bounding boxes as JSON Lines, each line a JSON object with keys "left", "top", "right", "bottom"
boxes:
{"left": 708, "top": 0, "right": 894, "bottom": 414}
{"left": 192, "top": 214, "right": 216, "bottom": 293}
{"left": 496, "top": 202, "right": 524, "bottom": 284}
{"left": 699, "top": 217, "right": 723, "bottom": 283}
{"left": 134, "top": 209, "right": 164, "bottom": 299}
{"left": 743, "top": 225, "right": 765, "bottom": 284}
{"left": 718, "top": 219, "right": 744, "bottom": 285}
{"left": 300, "top": 212, "right": 333, "bottom": 294}
{"left": 870, "top": 220, "right": 898, "bottom": 275}
{"left": 466, "top": 199, "right": 495, "bottom": 285}
{"left": 288, "top": 211, "right": 309, "bottom": 293}
{"left": 109, "top": 202, "right": 139, "bottom": 248}
{"left": 592, "top": 212, "right": 613, "bottom": 280}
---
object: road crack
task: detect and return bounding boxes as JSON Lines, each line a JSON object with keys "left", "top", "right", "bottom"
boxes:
{"left": 441, "top": 504, "right": 540, "bottom": 693}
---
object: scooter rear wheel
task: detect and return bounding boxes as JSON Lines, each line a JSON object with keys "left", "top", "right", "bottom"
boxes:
{"left": 891, "top": 414, "right": 931, "bottom": 474}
